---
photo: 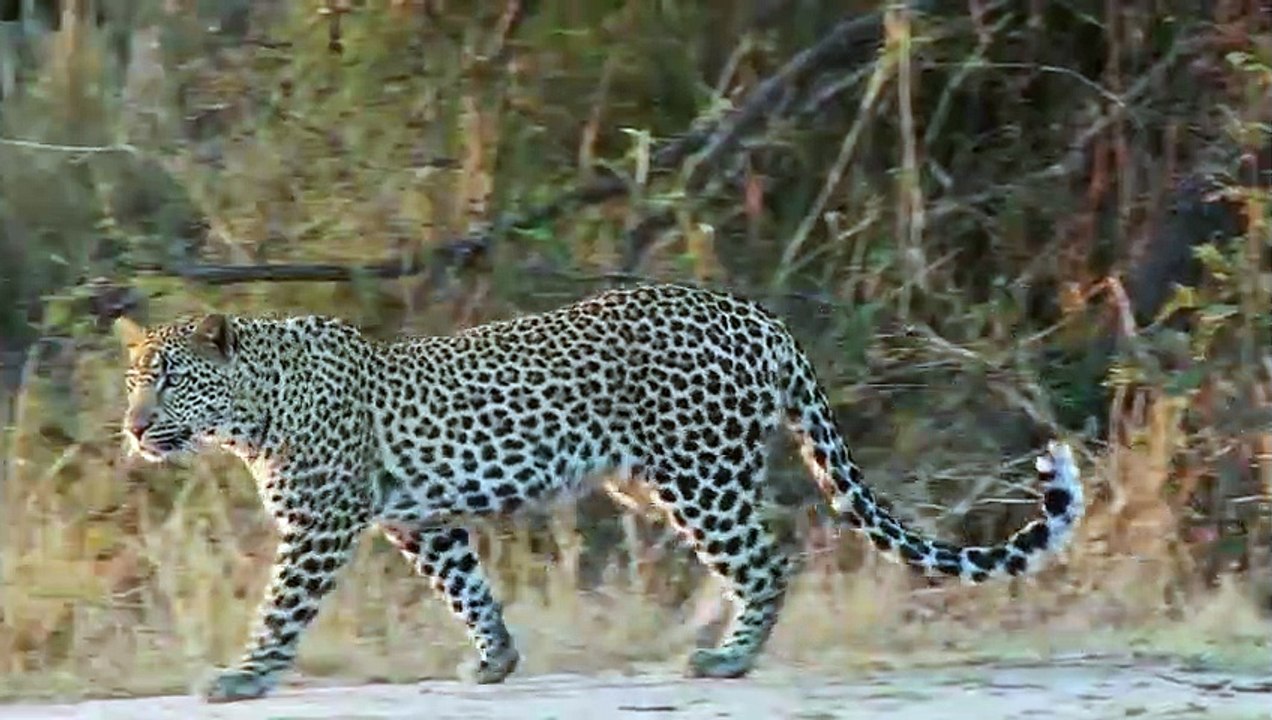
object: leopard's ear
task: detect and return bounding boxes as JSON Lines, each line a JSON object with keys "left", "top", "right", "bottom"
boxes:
{"left": 113, "top": 316, "right": 147, "bottom": 352}
{"left": 192, "top": 313, "right": 236, "bottom": 363}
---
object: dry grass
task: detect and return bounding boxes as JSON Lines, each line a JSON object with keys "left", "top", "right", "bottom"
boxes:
{"left": 0, "top": 0, "right": 1269, "bottom": 704}
{"left": 0, "top": 350, "right": 1268, "bottom": 701}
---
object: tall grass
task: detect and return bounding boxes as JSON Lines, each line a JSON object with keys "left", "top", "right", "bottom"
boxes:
{"left": 0, "top": 0, "right": 1268, "bottom": 701}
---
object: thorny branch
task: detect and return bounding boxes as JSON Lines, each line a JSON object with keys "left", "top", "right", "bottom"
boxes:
{"left": 926, "top": 33, "right": 1203, "bottom": 225}
{"left": 619, "top": 3, "right": 937, "bottom": 271}
{"left": 682, "top": 1, "right": 936, "bottom": 192}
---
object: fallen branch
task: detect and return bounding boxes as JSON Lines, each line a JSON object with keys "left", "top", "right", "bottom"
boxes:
{"left": 125, "top": 173, "right": 629, "bottom": 285}
{"left": 0, "top": 138, "right": 139, "bottom": 155}
{"left": 142, "top": 258, "right": 422, "bottom": 284}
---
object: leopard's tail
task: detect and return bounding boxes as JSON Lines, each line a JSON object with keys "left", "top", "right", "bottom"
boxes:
{"left": 781, "top": 350, "right": 1084, "bottom": 583}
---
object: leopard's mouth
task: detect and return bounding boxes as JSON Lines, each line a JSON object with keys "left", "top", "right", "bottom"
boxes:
{"left": 131, "top": 427, "right": 195, "bottom": 462}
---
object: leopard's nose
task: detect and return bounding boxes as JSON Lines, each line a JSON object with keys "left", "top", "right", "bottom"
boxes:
{"left": 126, "top": 411, "right": 154, "bottom": 440}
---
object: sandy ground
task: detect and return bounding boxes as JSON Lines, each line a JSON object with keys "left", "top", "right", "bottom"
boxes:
{"left": 1, "top": 658, "right": 1269, "bottom": 720}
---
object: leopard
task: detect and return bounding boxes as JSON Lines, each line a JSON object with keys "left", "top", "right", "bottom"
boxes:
{"left": 114, "top": 282, "right": 1084, "bottom": 704}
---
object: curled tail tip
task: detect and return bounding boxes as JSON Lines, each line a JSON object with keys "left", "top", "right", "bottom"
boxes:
{"left": 1037, "top": 440, "right": 1084, "bottom": 514}
{"left": 949, "top": 441, "right": 1086, "bottom": 584}
{"left": 839, "top": 439, "right": 1086, "bottom": 583}
{"left": 1036, "top": 440, "right": 1075, "bottom": 474}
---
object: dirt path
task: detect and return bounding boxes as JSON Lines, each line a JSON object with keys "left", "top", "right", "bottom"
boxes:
{"left": 2, "top": 659, "right": 1269, "bottom": 720}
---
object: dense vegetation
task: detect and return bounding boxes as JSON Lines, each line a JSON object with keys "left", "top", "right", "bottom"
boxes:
{"left": 0, "top": 0, "right": 1268, "bottom": 698}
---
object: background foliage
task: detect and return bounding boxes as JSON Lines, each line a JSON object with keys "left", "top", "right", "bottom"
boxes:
{"left": 0, "top": 0, "right": 1269, "bottom": 699}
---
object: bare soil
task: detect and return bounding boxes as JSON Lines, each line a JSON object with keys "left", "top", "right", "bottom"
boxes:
{"left": 1, "top": 658, "right": 1269, "bottom": 720}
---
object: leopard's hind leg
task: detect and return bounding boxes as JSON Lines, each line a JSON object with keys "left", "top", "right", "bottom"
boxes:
{"left": 648, "top": 447, "right": 792, "bottom": 679}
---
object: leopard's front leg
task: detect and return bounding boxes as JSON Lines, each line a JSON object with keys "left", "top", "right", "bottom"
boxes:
{"left": 204, "top": 488, "right": 369, "bottom": 703}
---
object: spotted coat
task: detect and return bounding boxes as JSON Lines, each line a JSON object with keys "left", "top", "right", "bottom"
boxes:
{"left": 115, "top": 283, "right": 1084, "bottom": 703}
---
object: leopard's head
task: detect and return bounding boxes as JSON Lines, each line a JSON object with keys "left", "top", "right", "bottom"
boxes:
{"left": 115, "top": 314, "right": 241, "bottom": 463}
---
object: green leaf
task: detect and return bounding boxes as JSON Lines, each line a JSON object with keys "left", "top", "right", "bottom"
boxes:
{"left": 1193, "top": 243, "right": 1233, "bottom": 276}
{"left": 1163, "top": 365, "right": 1208, "bottom": 397}
{"left": 1199, "top": 303, "right": 1239, "bottom": 323}
{"left": 1153, "top": 284, "right": 1199, "bottom": 325}
{"left": 43, "top": 294, "right": 75, "bottom": 330}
